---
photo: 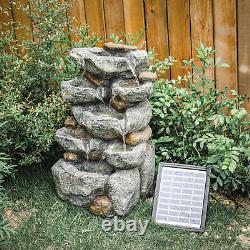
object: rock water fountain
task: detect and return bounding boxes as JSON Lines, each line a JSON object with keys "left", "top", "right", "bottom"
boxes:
{"left": 52, "top": 43, "right": 156, "bottom": 217}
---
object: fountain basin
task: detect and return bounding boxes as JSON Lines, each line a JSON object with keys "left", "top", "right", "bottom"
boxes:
{"left": 61, "top": 77, "right": 109, "bottom": 104}
{"left": 111, "top": 79, "right": 152, "bottom": 104}
{"left": 52, "top": 159, "right": 109, "bottom": 207}
{"left": 72, "top": 101, "right": 152, "bottom": 140}
{"left": 105, "top": 142, "right": 147, "bottom": 169}
{"left": 55, "top": 127, "right": 109, "bottom": 157}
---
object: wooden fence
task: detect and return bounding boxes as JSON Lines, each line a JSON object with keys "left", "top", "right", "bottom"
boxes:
{"left": 1, "top": 0, "right": 250, "bottom": 111}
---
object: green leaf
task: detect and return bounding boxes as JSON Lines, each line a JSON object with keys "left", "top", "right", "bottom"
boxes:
{"left": 212, "top": 182, "right": 218, "bottom": 190}
{"left": 228, "top": 161, "right": 236, "bottom": 173}
{"left": 217, "top": 177, "right": 223, "bottom": 187}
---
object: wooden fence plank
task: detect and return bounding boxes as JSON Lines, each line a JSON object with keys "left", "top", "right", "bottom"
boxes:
{"left": 167, "top": 0, "right": 191, "bottom": 80}
{"left": 214, "top": 0, "right": 237, "bottom": 92}
{"left": 103, "top": 0, "right": 125, "bottom": 41}
{"left": 0, "top": 0, "right": 13, "bottom": 33}
{"left": 144, "top": 0, "right": 170, "bottom": 79}
{"left": 11, "top": 0, "right": 33, "bottom": 42}
{"left": 84, "top": 0, "right": 106, "bottom": 40}
{"left": 123, "top": 0, "right": 146, "bottom": 48}
{"left": 237, "top": 0, "right": 250, "bottom": 112}
{"left": 0, "top": 0, "right": 14, "bottom": 53}
{"left": 68, "top": 0, "right": 86, "bottom": 42}
{"left": 190, "top": 0, "right": 214, "bottom": 80}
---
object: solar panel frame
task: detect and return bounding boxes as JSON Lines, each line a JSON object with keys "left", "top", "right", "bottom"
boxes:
{"left": 152, "top": 162, "right": 210, "bottom": 232}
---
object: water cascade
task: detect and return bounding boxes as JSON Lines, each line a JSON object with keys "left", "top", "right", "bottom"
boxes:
{"left": 52, "top": 43, "right": 156, "bottom": 217}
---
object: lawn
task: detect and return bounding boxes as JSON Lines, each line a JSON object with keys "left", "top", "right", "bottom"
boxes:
{"left": 3, "top": 164, "right": 250, "bottom": 250}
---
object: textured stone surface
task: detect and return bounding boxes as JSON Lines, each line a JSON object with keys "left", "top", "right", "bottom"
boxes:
{"left": 82, "top": 71, "right": 105, "bottom": 86}
{"left": 108, "top": 168, "right": 140, "bottom": 216}
{"left": 63, "top": 152, "right": 78, "bottom": 162}
{"left": 64, "top": 116, "right": 78, "bottom": 129}
{"left": 111, "top": 79, "right": 152, "bottom": 105}
{"left": 125, "top": 101, "right": 152, "bottom": 134}
{"left": 76, "top": 160, "right": 113, "bottom": 175}
{"left": 72, "top": 101, "right": 152, "bottom": 140}
{"left": 70, "top": 47, "right": 148, "bottom": 80}
{"left": 139, "top": 71, "right": 157, "bottom": 82}
{"left": 56, "top": 127, "right": 87, "bottom": 153}
{"left": 89, "top": 196, "right": 112, "bottom": 216}
{"left": 104, "top": 42, "right": 137, "bottom": 53}
{"left": 61, "top": 77, "right": 109, "bottom": 104}
{"left": 52, "top": 43, "right": 155, "bottom": 217}
{"left": 72, "top": 104, "right": 123, "bottom": 140}
{"left": 56, "top": 127, "right": 149, "bottom": 168}
{"left": 110, "top": 97, "right": 127, "bottom": 112}
{"left": 55, "top": 127, "right": 109, "bottom": 157}
{"left": 105, "top": 142, "right": 147, "bottom": 170}
{"left": 125, "top": 126, "right": 152, "bottom": 146}
{"left": 52, "top": 159, "right": 109, "bottom": 207}
{"left": 139, "top": 144, "right": 155, "bottom": 198}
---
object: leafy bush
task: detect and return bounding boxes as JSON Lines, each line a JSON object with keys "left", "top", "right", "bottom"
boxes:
{"left": 109, "top": 31, "right": 144, "bottom": 45}
{"left": 0, "top": 153, "right": 15, "bottom": 244}
{"left": 150, "top": 43, "right": 250, "bottom": 195}
{"left": 0, "top": 0, "right": 100, "bottom": 166}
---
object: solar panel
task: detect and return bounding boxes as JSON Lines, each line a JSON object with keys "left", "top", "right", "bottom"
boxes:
{"left": 152, "top": 163, "right": 210, "bottom": 232}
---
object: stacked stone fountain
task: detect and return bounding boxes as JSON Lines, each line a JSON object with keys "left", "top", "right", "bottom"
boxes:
{"left": 52, "top": 43, "right": 155, "bottom": 217}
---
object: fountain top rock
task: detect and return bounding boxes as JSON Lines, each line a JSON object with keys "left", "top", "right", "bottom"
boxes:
{"left": 104, "top": 42, "right": 138, "bottom": 53}
{"left": 70, "top": 45, "right": 148, "bottom": 80}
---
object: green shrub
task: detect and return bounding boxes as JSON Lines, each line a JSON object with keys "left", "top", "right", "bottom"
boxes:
{"left": 150, "top": 43, "right": 250, "bottom": 195}
{"left": 0, "top": 0, "right": 100, "bottom": 166}
{"left": 0, "top": 153, "right": 15, "bottom": 245}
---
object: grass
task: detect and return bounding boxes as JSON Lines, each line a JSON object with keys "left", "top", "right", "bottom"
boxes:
{"left": 3, "top": 164, "right": 250, "bottom": 250}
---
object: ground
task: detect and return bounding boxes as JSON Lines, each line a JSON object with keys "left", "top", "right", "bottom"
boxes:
{"left": 3, "top": 165, "right": 250, "bottom": 250}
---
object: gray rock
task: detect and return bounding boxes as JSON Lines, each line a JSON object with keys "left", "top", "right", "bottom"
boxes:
{"left": 61, "top": 77, "right": 109, "bottom": 104}
{"left": 70, "top": 47, "right": 148, "bottom": 79}
{"left": 55, "top": 127, "right": 87, "bottom": 153}
{"left": 105, "top": 142, "right": 147, "bottom": 170}
{"left": 55, "top": 127, "right": 109, "bottom": 157}
{"left": 72, "top": 101, "right": 152, "bottom": 140}
{"left": 127, "top": 50, "right": 148, "bottom": 72}
{"left": 72, "top": 104, "right": 123, "bottom": 140}
{"left": 56, "top": 127, "right": 148, "bottom": 170}
{"left": 111, "top": 79, "right": 152, "bottom": 104}
{"left": 125, "top": 101, "right": 152, "bottom": 133}
{"left": 108, "top": 168, "right": 140, "bottom": 216}
{"left": 76, "top": 160, "right": 113, "bottom": 175}
{"left": 52, "top": 159, "right": 109, "bottom": 207}
{"left": 139, "top": 144, "right": 155, "bottom": 198}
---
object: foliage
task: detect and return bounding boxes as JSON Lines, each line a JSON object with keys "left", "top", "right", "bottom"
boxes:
{"left": 0, "top": 0, "right": 100, "bottom": 166}
{"left": 0, "top": 153, "right": 15, "bottom": 245}
{"left": 147, "top": 49, "right": 176, "bottom": 75}
{"left": 109, "top": 30, "right": 144, "bottom": 46}
{"left": 150, "top": 43, "right": 250, "bottom": 195}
